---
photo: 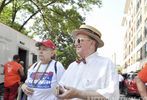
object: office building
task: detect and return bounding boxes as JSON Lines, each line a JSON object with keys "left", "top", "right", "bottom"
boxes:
{"left": 121, "top": 0, "right": 147, "bottom": 73}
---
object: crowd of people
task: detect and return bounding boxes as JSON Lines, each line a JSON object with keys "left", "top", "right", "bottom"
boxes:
{"left": 2, "top": 25, "right": 147, "bottom": 100}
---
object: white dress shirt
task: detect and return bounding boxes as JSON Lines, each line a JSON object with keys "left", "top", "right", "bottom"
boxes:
{"left": 59, "top": 52, "right": 119, "bottom": 100}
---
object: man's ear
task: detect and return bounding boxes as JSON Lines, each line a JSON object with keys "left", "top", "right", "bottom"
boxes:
{"left": 51, "top": 50, "right": 56, "bottom": 56}
{"left": 51, "top": 50, "right": 56, "bottom": 59}
{"left": 90, "top": 40, "right": 97, "bottom": 51}
{"left": 90, "top": 40, "right": 96, "bottom": 47}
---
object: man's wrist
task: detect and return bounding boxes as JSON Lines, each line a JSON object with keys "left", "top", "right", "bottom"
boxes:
{"left": 20, "top": 83, "right": 26, "bottom": 89}
{"left": 142, "top": 96, "right": 147, "bottom": 100}
{"left": 76, "top": 90, "right": 87, "bottom": 99}
{"left": 20, "top": 83, "right": 23, "bottom": 88}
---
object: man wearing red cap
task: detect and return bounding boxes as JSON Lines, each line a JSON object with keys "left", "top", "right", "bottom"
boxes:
{"left": 21, "top": 39, "right": 65, "bottom": 100}
{"left": 56, "top": 25, "right": 119, "bottom": 100}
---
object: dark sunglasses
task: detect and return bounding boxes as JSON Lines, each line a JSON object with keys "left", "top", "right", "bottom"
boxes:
{"left": 74, "top": 38, "right": 90, "bottom": 44}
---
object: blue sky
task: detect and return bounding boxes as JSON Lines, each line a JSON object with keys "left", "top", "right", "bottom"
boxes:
{"left": 85, "top": 0, "right": 126, "bottom": 65}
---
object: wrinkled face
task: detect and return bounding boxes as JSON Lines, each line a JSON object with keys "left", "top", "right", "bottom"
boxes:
{"left": 74, "top": 34, "right": 96, "bottom": 57}
{"left": 38, "top": 45, "right": 55, "bottom": 64}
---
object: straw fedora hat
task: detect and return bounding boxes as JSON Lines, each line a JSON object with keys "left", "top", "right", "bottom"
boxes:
{"left": 72, "top": 25, "right": 104, "bottom": 48}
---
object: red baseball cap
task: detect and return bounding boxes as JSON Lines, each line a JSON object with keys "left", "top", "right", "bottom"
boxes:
{"left": 36, "top": 39, "right": 56, "bottom": 50}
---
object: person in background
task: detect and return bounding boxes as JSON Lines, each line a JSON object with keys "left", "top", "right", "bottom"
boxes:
{"left": 56, "top": 25, "right": 119, "bottom": 100}
{"left": 19, "top": 61, "right": 26, "bottom": 82}
{"left": 135, "top": 63, "right": 147, "bottom": 100}
{"left": 118, "top": 70, "right": 124, "bottom": 94}
{"left": 4, "top": 55, "right": 24, "bottom": 100}
{"left": 19, "top": 61, "right": 24, "bottom": 67}
{"left": 21, "top": 39, "right": 65, "bottom": 100}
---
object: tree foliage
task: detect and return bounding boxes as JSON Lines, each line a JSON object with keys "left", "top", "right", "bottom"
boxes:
{"left": 0, "top": 0, "right": 102, "bottom": 68}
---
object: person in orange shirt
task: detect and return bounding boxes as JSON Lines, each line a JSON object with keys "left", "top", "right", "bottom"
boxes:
{"left": 4, "top": 55, "right": 24, "bottom": 100}
{"left": 135, "top": 63, "right": 147, "bottom": 100}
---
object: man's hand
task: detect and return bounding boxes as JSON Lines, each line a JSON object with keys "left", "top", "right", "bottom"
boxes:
{"left": 57, "top": 86, "right": 80, "bottom": 99}
{"left": 21, "top": 83, "right": 34, "bottom": 96}
{"left": 56, "top": 86, "right": 107, "bottom": 100}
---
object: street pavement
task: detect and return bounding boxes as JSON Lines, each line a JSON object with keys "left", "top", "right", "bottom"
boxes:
{"left": 120, "top": 94, "right": 141, "bottom": 100}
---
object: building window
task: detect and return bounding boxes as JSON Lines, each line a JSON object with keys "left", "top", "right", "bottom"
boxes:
{"left": 136, "top": 15, "right": 142, "bottom": 30}
{"left": 145, "top": 43, "right": 147, "bottom": 57}
{"left": 136, "top": 29, "right": 142, "bottom": 45}
{"left": 145, "top": 19, "right": 147, "bottom": 37}
{"left": 136, "top": 0, "right": 141, "bottom": 13}
{"left": 136, "top": 2, "right": 139, "bottom": 12}
{"left": 137, "top": 49, "right": 142, "bottom": 61}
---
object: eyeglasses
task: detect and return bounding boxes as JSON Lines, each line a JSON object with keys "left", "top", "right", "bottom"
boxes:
{"left": 74, "top": 38, "right": 91, "bottom": 44}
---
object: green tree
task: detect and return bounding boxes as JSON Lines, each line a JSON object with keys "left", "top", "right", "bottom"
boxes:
{"left": 0, "top": 0, "right": 102, "bottom": 67}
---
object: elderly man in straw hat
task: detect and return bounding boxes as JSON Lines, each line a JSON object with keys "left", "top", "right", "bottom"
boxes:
{"left": 56, "top": 25, "right": 119, "bottom": 100}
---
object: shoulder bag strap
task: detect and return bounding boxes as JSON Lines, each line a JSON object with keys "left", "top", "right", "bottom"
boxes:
{"left": 33, "top": 62, "right": 38, "bottom": 69}
{"left": 54, "top": 61, "right": 57, "bottom": 74}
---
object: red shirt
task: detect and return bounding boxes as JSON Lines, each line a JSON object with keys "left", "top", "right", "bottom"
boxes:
{"left": 138, "top": 63, "right": 147, "bottom": 83}
{"left": 4, "top": 61, "right": 22, "bottom": 87}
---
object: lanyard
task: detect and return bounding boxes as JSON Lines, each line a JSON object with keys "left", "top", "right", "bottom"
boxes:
{"left": 32, "top": 60, "right": 52, "bottom": 87}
